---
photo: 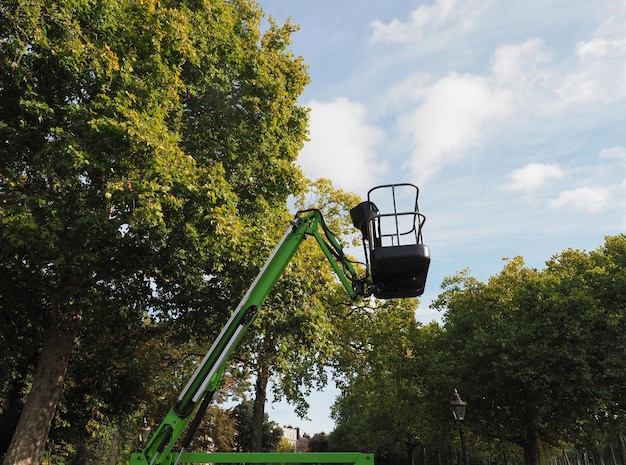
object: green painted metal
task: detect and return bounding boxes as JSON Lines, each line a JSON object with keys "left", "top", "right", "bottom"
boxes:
{"left": 130, "top": 452, "right": 374, "bottom": 465}
{"left": 132, "top": 210, "right": 366, "bottom": 465}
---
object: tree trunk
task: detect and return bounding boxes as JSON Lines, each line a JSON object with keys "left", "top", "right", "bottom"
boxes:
{"left": 405, "top": 439, "right": 420, "bottom": 465}
{"left": 251, "top": 362, "right": 270, "bottom": 452}
{"left": 407, "top": 443, "right": 416, "bottom": 465}
{"left": 2, "top": 325, "right": 72, "bottom": 465}
{"left": 106, "top": 428, "right": 120, "bottom": 465}
{"left": 617, "top": 432, "right": 626, "bottom": 465}
{"left": 521, "top": 424, "right": 542, "bottom": 465}
{"left": 598, "top": 445, "right": 606, "bottom": 465}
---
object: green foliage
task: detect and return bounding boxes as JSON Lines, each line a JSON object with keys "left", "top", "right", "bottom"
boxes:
{"left": 308, "top": 432, "right": 329, "bottom": 452}
{"left": 190, "top": 406, "right": 237, "bottom": 453}
{"left": 214, "top": 179, "right": 366, "bottom": 452}
{"left": 226, "top": 178, "right": 364, "bottom": 452}
{"left": 231, "top": 400, "right": 282, "bottom": 452}
{"left": 277, "top": 436, "right": 295, "bottom": 452}
{"left": 329, "top": 297, "right": 425, "bottom": 463}
{"left": 331, "top": 235, "right": 626, "bottom": 465}
{"left": 550, "top": 236, "right": 626, "bottom": 441}
{"left": 0, "top": 0, "right": 309, "bottom": 461}
{"left": 431, "top": 238, "right": 626, "bottom": 465}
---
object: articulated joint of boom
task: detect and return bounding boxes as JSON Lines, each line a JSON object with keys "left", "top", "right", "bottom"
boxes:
{"left": 294, "top": 209, "right": 366, "bottom": 300}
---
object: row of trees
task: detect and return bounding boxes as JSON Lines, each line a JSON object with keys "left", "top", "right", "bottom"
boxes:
{"left": 164, "top": 235, "right": 626, "bottom": 465}
{"left": 327, "top": 236, "right": 626, "bottom": 465}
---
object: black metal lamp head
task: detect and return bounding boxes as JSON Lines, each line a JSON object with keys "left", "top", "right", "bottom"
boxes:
{"left": 449, "top": 389, "right": 467, "bottom": 422}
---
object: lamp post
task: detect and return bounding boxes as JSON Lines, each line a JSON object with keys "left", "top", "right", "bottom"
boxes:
{"left": 450, "top": 389, "right": 469, "bottom": 465}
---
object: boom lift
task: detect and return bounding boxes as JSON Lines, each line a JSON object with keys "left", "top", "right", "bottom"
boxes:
{"left": 131, "top": 184, "right": 430, "bottom": 465}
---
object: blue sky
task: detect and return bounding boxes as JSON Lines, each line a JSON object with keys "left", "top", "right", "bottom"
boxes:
{"left": 253, "top": 0, "right": 626, "bottom": 436}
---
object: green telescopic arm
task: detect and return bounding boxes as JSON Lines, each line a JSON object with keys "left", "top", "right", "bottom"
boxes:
{"left": 132, "top": 210, "right": 364, "bottom": 465}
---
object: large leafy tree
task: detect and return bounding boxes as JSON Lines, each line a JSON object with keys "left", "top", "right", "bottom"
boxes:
{"left": 234, "top": 179, "right": 365, "bottom": 451}
{"left": 432, "top": 243, "right": 626, "bottom": 465}
{"left": 0, "top": 0, "right": 308, "bottom": 463}
{"left": 555, "top": 236, "right": 626, "bottom": 464}
{"left": 329, "top": 297, "right": 424, "bottom": 465}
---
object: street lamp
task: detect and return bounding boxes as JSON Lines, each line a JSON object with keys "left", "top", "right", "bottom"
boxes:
{"left": 450, "top": 389, "right": 469, "bottom": 465}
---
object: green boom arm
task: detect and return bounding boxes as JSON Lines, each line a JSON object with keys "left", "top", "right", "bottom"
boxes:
{"left": 132, "top": 209, "right": 368, "bottom": 465}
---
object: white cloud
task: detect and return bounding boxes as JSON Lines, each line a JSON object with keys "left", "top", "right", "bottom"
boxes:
{"left": 397, "top": 73, "right": 512, "bottom": 183}
{"left": 490, "top": 39, "right": 554, "bottom": 107}
{"left": 550, "top": 187, "right": 610, "bottom": 213}
{"left": 391, "top": 12, "right": 626, "bottom": 186}
{"left": 599, "top": 145, "right": 626, "bottom": 163}
{"left": 505, "top": 163, "right": 563, "bottom": 192}
{"left": 386, "top": 73, "right": 432, "bottom": 109}
{"left": 298, "top": 98, "right": 386, "bottom": 195}
{"left": 557, "top": 15, "right": 626, "bottom": 105}
{"left": 388, "top": 39, "right": 561, "bottom": 186}
{"left": 370, "top": 0, "right": 456, "bottom": 43}
{"left": 576, "top": 16, "right": 626, "bottom": 58}
{"left": 369, "top": 0, "right": 492, "bottom": 43}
